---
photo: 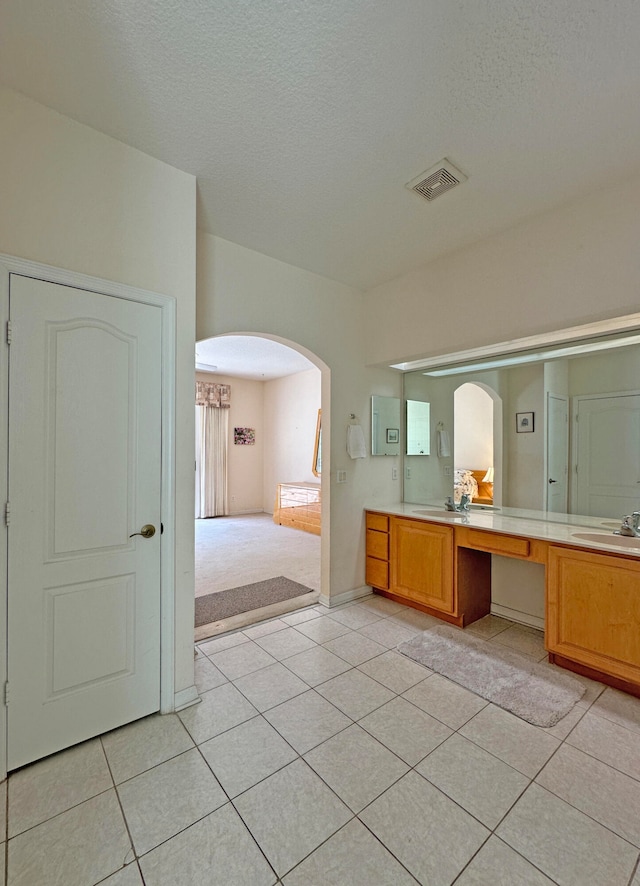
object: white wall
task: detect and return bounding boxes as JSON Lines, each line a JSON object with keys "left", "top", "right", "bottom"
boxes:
{"left": 197, "top": 232, "right": 402, "bottom": 602}
{"left": 264, "top": 369, "right": 321, "bottom": 513}
{"left": 454, "top": 384, "right": 493, "bottom": 470}
{"left": 365, "top": 173, "right": 640, "bottom": 366}
{"left": 0, "top": 87, "right": 197, "bottom": 696}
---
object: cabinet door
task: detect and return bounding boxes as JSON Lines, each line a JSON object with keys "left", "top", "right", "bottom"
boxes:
{"left": 547, "top": 546, "right": 640, "bottom": 684}
{"left": 391, "top": 518, "right": 454, "bottom": 613}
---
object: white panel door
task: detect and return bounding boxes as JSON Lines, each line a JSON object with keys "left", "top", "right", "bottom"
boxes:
{"left": 7, "top": 274, "right": 162, "bottom": 769}
{"left": 546, "top": 394, "right": 568, "bottom": 513}
{"left": 575, "top": 393, "right": 640, "bottom": 518}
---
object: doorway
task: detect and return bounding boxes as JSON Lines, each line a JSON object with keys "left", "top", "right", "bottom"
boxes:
{"left": 194, "top": 334, "right": 327, "bottom": 637}
{"left": 453, "top": 382, "right": 502, "bottom": 506}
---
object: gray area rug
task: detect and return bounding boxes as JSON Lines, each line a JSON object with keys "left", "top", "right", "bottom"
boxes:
{"left": 195, "top": 576, "right": 314, "bottom": 626}
{"left": 397, "top": 624, "right": 586, "bottom": 727}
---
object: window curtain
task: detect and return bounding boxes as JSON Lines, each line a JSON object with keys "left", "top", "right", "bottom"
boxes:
{"left": 195, "top": 382, "right": 231, "bottom": 518}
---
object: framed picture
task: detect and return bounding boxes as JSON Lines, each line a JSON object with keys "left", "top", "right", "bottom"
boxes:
{"left": 234, "top": 427, "right": 255, "bottom": 445}
{"left": 386, "top": 428, "right": 399, "bottom": 444}
{"left": 516, "top": 412, "right": 534, "bottom": 433}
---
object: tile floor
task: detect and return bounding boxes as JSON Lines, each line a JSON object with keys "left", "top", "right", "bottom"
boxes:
{"left": 5, "top": 598, "right": 640, "bottom": 885}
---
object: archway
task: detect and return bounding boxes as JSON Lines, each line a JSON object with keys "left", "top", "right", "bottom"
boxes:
{"left": 194, "top": 333, "right": 330, "bottom": 638}
{"left": 454, "top": 382, "right": 503, "bottom": 506}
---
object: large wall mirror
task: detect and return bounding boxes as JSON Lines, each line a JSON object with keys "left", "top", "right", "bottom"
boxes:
{"left": 371, "top": 395, "right": 401, "bottom": 455}
{"left": 403, "top": 327, "right": 640, "bottom": 523}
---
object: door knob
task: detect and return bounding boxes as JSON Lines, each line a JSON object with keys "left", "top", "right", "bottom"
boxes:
{"left": 129, "top": 524, "right": 156, "bottom": 539}
{"left": 548, "top": 478, "right": 558, "bottom": 484}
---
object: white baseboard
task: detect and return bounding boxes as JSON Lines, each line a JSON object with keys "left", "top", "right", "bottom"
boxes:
{"left": 491, "top": 603, "right": 544, "bottom": 631}
{"left": 318, "top": 586, "right": 372, "bottom": 609}
{"left": 173, "top": 685, "right": 200, "bottom": 712}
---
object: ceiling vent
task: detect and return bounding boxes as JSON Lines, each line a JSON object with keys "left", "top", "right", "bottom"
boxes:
{"left": 406, "top": 159, "right": 467, "bottom": 202}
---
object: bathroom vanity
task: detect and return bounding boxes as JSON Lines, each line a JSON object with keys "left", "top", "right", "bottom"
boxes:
{"left": 365, "top": 505, "right": 640, "bottom": 696}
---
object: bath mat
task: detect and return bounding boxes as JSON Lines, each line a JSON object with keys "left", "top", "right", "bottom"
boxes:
{"left": 397, "top": 624, "right": 585, "bottom": 727}
{"left": 195, "top": 576, "right": 314, "bottom": 626}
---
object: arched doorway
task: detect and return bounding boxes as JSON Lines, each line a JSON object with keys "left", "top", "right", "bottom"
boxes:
{"left": 454, "top": 382, "right": 502, "bottom": 506}
{"left": 194, "top": 333, "right": 330, "bottom": 639}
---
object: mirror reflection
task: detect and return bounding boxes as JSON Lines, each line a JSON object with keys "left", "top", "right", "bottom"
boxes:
{"left": 403, "top": 335, "right": 640, "bottom": 522}
{"left": 406, "top": 400, "right": 431, "bottom": 455}
{"left": 371, "top": 395, "right": 401, "bottom": 455}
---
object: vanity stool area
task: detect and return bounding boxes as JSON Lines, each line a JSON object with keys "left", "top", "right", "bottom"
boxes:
{"left": 365, "top": 507, "right": 640, "bottom": 698}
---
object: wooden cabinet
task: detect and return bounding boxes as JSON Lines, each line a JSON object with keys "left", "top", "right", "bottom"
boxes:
{"left": 274, "top": 482, "right": 321, "bottom": 535}
{"left": 547, "top": 545, "right": 640, "bottom": 688}
{"left": 365, "top": 512, "right": 389, "bottom": 590}
{"left": 391, "top": 517, "right": 454, "bottom": 614}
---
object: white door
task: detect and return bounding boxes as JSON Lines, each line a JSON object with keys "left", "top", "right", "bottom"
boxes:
{"left": 546, "top": 393, "right": 568, "bottom": 513}
{"left": 7, "top": 275, "right": 162, "bottom": 769}
{"left": 575, "top": 393, "right": 640, "bottom": 518}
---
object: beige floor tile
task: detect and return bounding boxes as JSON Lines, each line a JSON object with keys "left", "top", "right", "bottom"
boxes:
{"left": 101, "top": 864, "right": 145, "bottom": 885}
{"left": 208, "top": 640, "right": 277, "bottom": 679}
{"left": 101, "top": 713, "right": 194, "bottom": 784}
{"left": 464, "top": 615, "right": 514, "bottom": 640}
{"left": 590, "top": 686, "right": 640, "bottom": 734}
{"left": 497, "top": 783, "right": 638, "bottom": 886}
{"left": 454, "top": 836, "right": 556, "bottom": 885}
{"left": 490, "top": 623, "right": 547, "bottom": 660}
{"left": 356, "top": 596, "right": 406, "bottom": 616}
{"left": 326, "top": 604, "right": 383, "bottom": 630}
{"left": 263, "top": 690, "right": 351, "bottom": 754}
{"left": 282, "top": 819, "right": 417, "bottom": 885}
{"left": 360, "top": 771, "right": 489, "bottom": 886}
{"left": 281, "top": 608, "right": 323, "bottom": 626}
{"left": 567, "top": 711, "right": 640, "bottom": 780}
{"left": 304, "top": 724, "right": 408, "bottom": 812}
{"left": 403, "top": 673, "right": 488, "bottom": 729}
{"left": 282, "top": 646, "right": 351, "bottom": 686}
{"left": 117, "top": 748, "right": 226, "bottom": 855}
{"left": 242, "top": 617, "right": 289, "bottom": 639}
{"left": 139, "top": 803, "right": 277, "bottom": 886}
{"left": 234, "top": 759, "right": 351, "bottom": 877}
{"left": 359, "top": 696, "right": 451, "bottom": 765}
{"left": 7, "top": 790, "right": 132, "bottom": 886}
{"left": 459, "top": 704, "right": 560, "bottom": 778}
{"left": 316, "top": 669, "right": 395, "bottom": 720}
{"left": 357, "top": 619, "right": 416, "bottom": 649}
{"left": 254, "top": 627, "right": 317, "bottom": 660}
{"left": 417, "top": 733, "right": 528, "bottom": 829}
{"left": 199, "top": 716, "right": 297, "bottom": 798}
{"left": 8, "top": 737, "right": 112, "bottom": 837}
{"left": 293, "top": 616, "right": 352, "bottom": 643}
{"left": 194, "top": 656, "right": 228, "bottom": 693}
{"left": 198, "top": 631, "right": 249, "bottom": 656}
{"left": 536, "top": 744, "right": 640, "bottom": 847}
{"left": 233, "top": 661, "right": 309, "bottom": 712}
{"left": 358, "top": 649, "right": 431, "bottom": 693}
{"left": 539, "top": 699, "right": 588, "bottom": 740}
{"left": 386, "top": 608, "right": 443, "bottom": 632}
{"left": 178, "top": 682, "right": 258, "bottom": 744}
{"left": 322, "top": 631, "right": 388, "bottom": 666}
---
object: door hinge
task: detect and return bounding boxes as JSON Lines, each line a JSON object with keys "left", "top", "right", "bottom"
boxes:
{"left": 4, "top": 501, "right": 9, "bottom": 526}
{"left": 4, "top": 682, "right": 9, "bottom": 706}
{"left": 6, "top": 321, "right": 11, "bottom": 345}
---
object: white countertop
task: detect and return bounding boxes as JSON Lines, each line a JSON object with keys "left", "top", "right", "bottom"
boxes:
{"left": 366, "top": 502, "right": 640, "bottom": 557}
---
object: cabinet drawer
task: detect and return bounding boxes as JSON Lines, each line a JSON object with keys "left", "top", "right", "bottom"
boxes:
{"left": 462, "top": 529, "right": 530, "bottom": 558}
{"left": 366, "top": 528, "right": 389, "bottom": 561}
{"left": 366, "top": 512, "right": 389, "bottom": 532}
{"left": 366, "top": 556, "right": 389, "bottom": 590}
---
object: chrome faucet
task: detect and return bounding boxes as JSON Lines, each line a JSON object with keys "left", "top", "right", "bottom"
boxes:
{"left": 445, "top": 494, "right": 470, "bottom": 513}
{"left": 615, "top": 512, "right": 640, "bottom": 537}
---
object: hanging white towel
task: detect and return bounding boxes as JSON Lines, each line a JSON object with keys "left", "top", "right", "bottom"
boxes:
{"left": 437, "top": 429, "right": 451, "bottom": 458}
{"left": 347, "top": 424, "right": 367, "bottom": 459}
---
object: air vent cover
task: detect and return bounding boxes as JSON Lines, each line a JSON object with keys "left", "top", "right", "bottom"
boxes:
{"left": 406, "top": 159, "right": 467, "bottom": 202}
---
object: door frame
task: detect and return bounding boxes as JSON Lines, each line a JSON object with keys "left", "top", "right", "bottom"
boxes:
{"left": 545, "top": 391, "right": 569, "bottom": 512}
{"left": 0, "top": 252, "right": 177, "bottom": 780}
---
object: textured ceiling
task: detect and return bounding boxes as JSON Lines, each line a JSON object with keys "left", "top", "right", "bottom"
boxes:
{"left": 2, "top": 1, "right": 640, "bottom": 290}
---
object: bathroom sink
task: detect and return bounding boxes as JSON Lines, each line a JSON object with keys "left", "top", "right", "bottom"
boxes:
{"left": 572, "top": 532, "right": 640, "bottom": 548}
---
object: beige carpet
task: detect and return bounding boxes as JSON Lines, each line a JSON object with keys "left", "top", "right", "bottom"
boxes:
{"left": 398, "top": 624, "right": 586, "bottom": 727}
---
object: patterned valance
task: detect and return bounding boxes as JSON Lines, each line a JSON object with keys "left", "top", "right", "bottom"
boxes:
{"left": 195, "top": 381, "right": 231, "bottom": 408}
